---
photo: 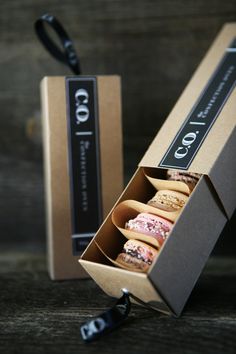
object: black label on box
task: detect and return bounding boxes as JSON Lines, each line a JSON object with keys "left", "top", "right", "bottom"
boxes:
{"left": 159, "top": 39, "right": 236, "bottom": 170}
{"left": 66, "top": 77, "right": 102, "bottom": 255}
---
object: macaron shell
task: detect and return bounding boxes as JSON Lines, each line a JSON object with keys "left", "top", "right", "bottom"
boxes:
{"left": 125, "top": 213, "right": 173, "bottom": 247}
{"left": 166, "top": 170, "right": 201, "bottom": 192}
{"left": 134, "top": 212, "right": 173, "bottom": 230}
{"left": 112, "top": 200, "right": 177, "bottom": 247}
{"left": 112, "top": 200, "right": 176, "bottom": 248}
{"left": 148, "top": 190, "right": 188, "bottom": 212}
{"left": 116, "top": 240, "right": 159, "bottom": 273}
{"left": 167, "top": 170, "right": 201, "bottom": 182}
{"left": 94, "top": 240, "right": 145, "bottom": 273}
{"left": 116, "top": 253, "right": 150, "bottom": 273}
{"left": 123, "top": 239, "right": 159, "bottom": 261}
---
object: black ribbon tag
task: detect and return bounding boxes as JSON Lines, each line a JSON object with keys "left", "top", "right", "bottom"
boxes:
{"left": 80, "top": 291, "right": 131, "bottom": 342}
{"left": 34, "top": 13, "right": 81, "bottom": 75}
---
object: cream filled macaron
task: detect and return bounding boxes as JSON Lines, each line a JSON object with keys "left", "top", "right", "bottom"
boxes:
{"left": 116, "top": 239, "right": 158, "bottom": 272}
{"left": 167, "top": 170, "right": 201, "bottom": 191}
{"left": 147, "top": 190, "right": 188, "bottom": 212}
{"left": 125, "top": 212, "right": 173, "bottom": 246}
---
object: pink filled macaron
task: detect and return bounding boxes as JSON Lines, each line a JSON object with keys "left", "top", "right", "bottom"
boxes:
{"left": 125, "top": 213, "right": 173, "bottom": 246}
{"left": 116, "top": 239, "right": 159, "bottom": 273}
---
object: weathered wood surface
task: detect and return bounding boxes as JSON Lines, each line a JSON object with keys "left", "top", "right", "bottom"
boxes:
{"left": 0, "top": 0, "right": 236, "bottom": 247}
{"left": 0, "top": 252, "right": 236, "bottom": 353}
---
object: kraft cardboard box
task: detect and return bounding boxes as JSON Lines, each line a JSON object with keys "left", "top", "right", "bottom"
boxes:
{"left": 79, "top": 23, "right": 236, "bottom": 316}
{"left": 41, "top": 75, "right": 123, "bottom": 280}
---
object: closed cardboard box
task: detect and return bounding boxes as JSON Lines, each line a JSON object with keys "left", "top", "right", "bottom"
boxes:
{"left": 41, "top": 75, "right": 123, "bottom": 280}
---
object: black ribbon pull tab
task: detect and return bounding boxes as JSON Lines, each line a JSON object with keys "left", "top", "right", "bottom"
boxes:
{"left": 34, "top": 13, "right": 81, "bottom": 75}
{"left": 80, "top": 290, "right": 131, "bottom": 342}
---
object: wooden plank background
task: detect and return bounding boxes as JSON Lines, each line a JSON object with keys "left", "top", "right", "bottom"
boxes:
{"left": 1, "top": 253, "right": 236, "bottom": 353}
{"left": 0, "top": 0, "right": 236, "bottom": 251}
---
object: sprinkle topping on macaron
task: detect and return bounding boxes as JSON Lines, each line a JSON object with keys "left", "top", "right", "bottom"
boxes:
{"left": 125, "top": 213, "right": 173, "bottom": 243}
{"left": 148, "top": 190, "right": 188, "bottom": 212}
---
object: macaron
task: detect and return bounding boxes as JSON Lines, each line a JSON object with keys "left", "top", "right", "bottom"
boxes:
{"left": 116, "top": 239, "right": 159, "bottom": 272}
{"left": 125, "top": 212, "right": 173, "bottom": 246}
{"left": 167, "top": 170, "right": 201, "bottom": 191}
{"left": 147, "top": 190, "right": 188, "bottom": 212}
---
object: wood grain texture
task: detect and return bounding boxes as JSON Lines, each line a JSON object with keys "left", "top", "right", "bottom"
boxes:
{"left": 0, "top": 0, "right": 236, "bottom": 249}
{"left": 0, "top": 252, "right": 236, "bottom": 353}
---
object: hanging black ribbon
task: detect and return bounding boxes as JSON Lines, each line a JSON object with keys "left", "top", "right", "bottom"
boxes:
{"left": 80, "top": 288, "right": 162, "bottom": 342}
{"left": 80, "top": 290, "right": 131, "bottom": 342}
{"left": 34, "top": 13, "right": 81, "bottom": 75}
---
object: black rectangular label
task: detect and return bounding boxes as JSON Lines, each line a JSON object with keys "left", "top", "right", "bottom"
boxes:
{"left": 66, "top": 77, "right": 102, "bottom": 255}
{"left": 159, "top": 39, "right": 236, "bottom": 170}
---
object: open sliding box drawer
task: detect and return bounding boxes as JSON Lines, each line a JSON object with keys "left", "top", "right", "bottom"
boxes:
{"left": 80, "top": 23, "right": 236, "bottom": 316}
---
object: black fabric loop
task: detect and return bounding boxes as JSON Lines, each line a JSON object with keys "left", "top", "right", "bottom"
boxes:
{"left": 34, "top": 13, "right": 81, "bottom": 75}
